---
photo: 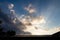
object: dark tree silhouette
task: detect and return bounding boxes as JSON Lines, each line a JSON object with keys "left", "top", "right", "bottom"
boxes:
{"left": 0, "top": 23, "right": 6, "bottom": 37}
{"left": 0, "top": 27, "right": 16, "bottom": 37}
{"left": 0, "top": 20, "right": 3, "bottom": 33}
{"left": 6, "top": 30, "right": 16, "bottom": 37}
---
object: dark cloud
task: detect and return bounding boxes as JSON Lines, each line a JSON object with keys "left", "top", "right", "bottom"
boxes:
{"left": 0, "top": 8, "right": 31, "bottom": 35}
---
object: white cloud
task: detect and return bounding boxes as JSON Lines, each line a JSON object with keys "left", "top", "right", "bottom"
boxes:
{"left": 8, "top": 3, "right": 14, "bottom": 9}
{"left": 19, "top": 15, "right": 31, "bottom": 25}
{"left": 29, "top": 9, "right": 35, "bottom": 13}
{"left": 24, "top": 4, "right": 36, "bottom": 14}
{"left": 31, "top": 16, "right": 46, "bottom": 25}
{"left": 18, "top": 15, "right": 48, "bottom": 35}
{"left": 8, "top": 3, "right": 17, "bottom": 24}
{"left": 24, "top": 25, "right": 48, "bottom": 35}
{"left": 9, "top": 9, "right": 16, "bottom": 24}
{"left": 23, "top": 25, "right": 60, "bottom": 35}
{"left": 19, "top": 15, "right": 46, "bottom": 26}
{"left": 13, "top": 18, "right": 17, "bottom": 24}
{"left": 48, "top": 27, "right": 60, "bottom": 34}
{"left": 10, "top": 10, "right": 15, "bottom": 14}
{"left": 18, "top": 15, "right": 60, "bottom": 35}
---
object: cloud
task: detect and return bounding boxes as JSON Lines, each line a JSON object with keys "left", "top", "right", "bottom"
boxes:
{"left": 9, "top": 10, "right": 17, "bottom": 24}
{"left": 10, "top": 10, "right": 15, "bottom": 14}
{"left": 23, "top": 25, "right": 48, "bottom": 35}
{"left": 24, "top": 4, "right": 36, "bottom": 14}
{"left": 8, "top": 3, "right": 14, "bottom": 9}
{"left": 8, "top": 3, "right": 17, "bottom": 24}
{"left": 20, "top": 15, "right": 44, "bottom": 24}
{"left": 18, "top": 15, "right": 48, "bottom": 35}
{"left": 19, "top": 15, "right": 32, "bottom": 26}
{"left": 19, "top": 15, "right": 46, "bottom": 27}
{"left": 13, "top": 18, "right": 16, "bottom": 24}
{"left": 31, "top": 16, "right": 46, "bottom": 25}
{"left": 18, "top": 15, "right": 60, "bottom": 35}
{"left": 48, "top": 27, "right": 60, "bottom": 34}
{"left": 23, "top": 25, "right": 60, "bottom": 35}
{"left": 2, "top": 3, "right": 59, "bottom": 35}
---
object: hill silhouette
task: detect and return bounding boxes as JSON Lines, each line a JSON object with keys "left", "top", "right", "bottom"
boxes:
{"left": 52, "top": 31, "right": 60, "bottom": 37}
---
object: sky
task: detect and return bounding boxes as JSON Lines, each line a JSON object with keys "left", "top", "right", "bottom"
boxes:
{"left": 0, "top": 0, "right": 60, "bottom": 35}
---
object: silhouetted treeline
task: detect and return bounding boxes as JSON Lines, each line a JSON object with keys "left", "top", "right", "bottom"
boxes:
{"left": 0, "top": 20, "right": 16, "bottom": 37}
